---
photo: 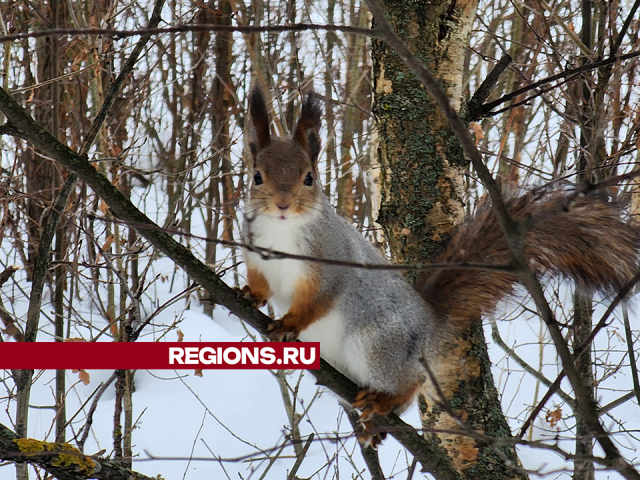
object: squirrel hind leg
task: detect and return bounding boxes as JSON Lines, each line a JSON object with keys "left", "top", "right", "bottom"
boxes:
{"left": 356, "top": 420, "right": 387, "bottom": 449}
{"left": 353, "top": 384, "right": 420, "bottom": 447}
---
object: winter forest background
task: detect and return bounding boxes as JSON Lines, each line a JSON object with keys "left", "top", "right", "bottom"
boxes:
{"left": 1, "top": 0, "right": 640, "bottom": 479}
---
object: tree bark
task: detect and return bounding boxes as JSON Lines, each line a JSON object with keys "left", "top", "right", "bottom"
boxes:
{"left": 371, "top": 1, "right": 526, "bottom": 477}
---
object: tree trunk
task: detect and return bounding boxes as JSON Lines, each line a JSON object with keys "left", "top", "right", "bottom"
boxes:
{"left": 371, "top": 1, "right": 526, "bottom": 477}
{"left": 204, "top": 0, "right": 236, "bottom": 314}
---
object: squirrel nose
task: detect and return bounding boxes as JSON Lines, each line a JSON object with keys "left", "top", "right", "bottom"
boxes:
{"left": 276, "top": 202, "right": 290, "bottom": 211}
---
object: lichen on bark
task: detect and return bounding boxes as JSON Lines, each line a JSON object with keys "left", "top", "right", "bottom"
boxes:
{"left": 372, "top": 0, "right": 469, "bottom": 270}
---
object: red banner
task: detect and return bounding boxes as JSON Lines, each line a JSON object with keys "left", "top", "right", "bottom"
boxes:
{"left": 0, "top": 342, "right": 321, "bottom": 369}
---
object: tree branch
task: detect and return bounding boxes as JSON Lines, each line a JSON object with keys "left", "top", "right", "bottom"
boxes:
{"left": 469, "top": 50, "right": 640, "bottom": 121}
{"left": 0, "top": 422, "right": 156, "bottom": 480}
{"left": 462, "top": 53, "right": 512, "bottom": 122}
{"left": 0, "top": 23, "right": 373, "bottom": 44}
{"left": 612, "top": 0, "right": 640, "bottom": 56}
{"left": 622, "top": 306, "right": 640, "bottom": 408}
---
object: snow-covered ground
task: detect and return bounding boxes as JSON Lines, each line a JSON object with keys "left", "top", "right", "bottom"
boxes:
{"left": 2, "top": 259, "right": 638, "bottom": 479}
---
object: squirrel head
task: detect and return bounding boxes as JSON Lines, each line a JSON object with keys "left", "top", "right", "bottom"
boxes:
{"left": 247, "top": 85, "right": 322, "bottom": 221}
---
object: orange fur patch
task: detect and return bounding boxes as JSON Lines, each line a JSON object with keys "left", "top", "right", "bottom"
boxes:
{"left": 245, "top": 267, "right": 271, "bottom": 307}
{"left": 353, "top": 385, "right": 419, "bottom": 421}
{"left": 268, "top": 273, "right": 333, "bottom": 341}
{"left": 353, "top": 384, "right": 420, "bottom": 446}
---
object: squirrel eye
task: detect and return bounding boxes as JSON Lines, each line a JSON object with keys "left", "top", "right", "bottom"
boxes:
{"left": 303, "top": 172, "right": 313, "bottom": 186}
{"left": 254, "top": 172, "right": 263, "bottom": 185}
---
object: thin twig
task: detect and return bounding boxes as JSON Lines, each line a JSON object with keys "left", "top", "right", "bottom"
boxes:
{"left": 490, "top": 321, "right": 575, "bottom": 407}
{"left": 286, "top": 433, "right": 315, "bottom": 480}
{"left": 89, "top": 214, "right": 515, "bottom": 274}
{"left": 77, "top": 373, "right": 117, "bottom": 452}
{"left": 0, "top": 23, "right": 372, "bottom": 44}
{"left": 622, "top": 306, "right": 640, "bottom": 407}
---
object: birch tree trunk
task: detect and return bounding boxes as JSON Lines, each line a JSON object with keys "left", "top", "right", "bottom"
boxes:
{"left": 371, "top": 1, "right": 526, "bottom": 477}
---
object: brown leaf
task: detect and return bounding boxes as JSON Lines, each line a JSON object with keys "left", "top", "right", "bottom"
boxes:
{"left": 470, "top": 122, "right": 484, "bottom": 145}
{"left": 545, "top": 407, "right": 562, "bottom": 428}
{"left": 194, "top": 369, "right": 203, "bottom": 377}
{"left": 2, "top": 325, "right": 25, "bottom": 342}
{"left": 78, "top": 370, "right": 90, "bottom": 385}
{"left": 176, "top": 329, "right": 184, "bottom": 342}
{"left": 102, "top": 235, "right": 114, "bottom": 252}
{"left": 108, "top": 313, "right": 118, "bottom": 336}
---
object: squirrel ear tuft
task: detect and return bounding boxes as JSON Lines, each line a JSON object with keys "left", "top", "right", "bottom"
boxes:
{"left": 293, "top": 91, "right": 322, "bottom": 165}
{"left": 250, "top": 84, "right": 271, "bottom": 152}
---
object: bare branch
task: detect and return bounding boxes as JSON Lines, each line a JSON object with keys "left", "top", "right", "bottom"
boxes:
{"left": 463, "top": 53, "right": 512, "bottom": 122}
{"left": 470, "top": 50, "right": 640, "bottom": 121}
{"left": 286, "top": 433, "right": 314, "bottom": 480}
{"left": 612, "top": 0, "right": 640, "bottom": 55}
{"left": 622, "top": 306, "right": 640, "bottom": 408}
{"left": 0, "top": 421, "right": 156, "bottom": 480}
{"left": 0, "top": 23, "right": 372, "bottom": 44}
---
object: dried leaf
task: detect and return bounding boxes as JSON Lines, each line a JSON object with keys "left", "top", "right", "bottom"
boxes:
{"left": 470, "top": 122, "right": 484, "bottom": 145}
{"left": 545, "top": 407, "right": 562, "bottom": 428}
{"left": 612, "top": 328, "right": 625, "bottom": 343}
{"left": 176, "top": 329, "right": 184, "bottom": 342}
{"left": 2, "top": 325, "right": 25, "bottom": 342}
{"left": 108, "top": 313, "right": 118, "bottom": 336}
{"left": 194, "top": 369, "right": 203, "bottom": 377}
{"left": 78, "top": 370, "right": 90, "bottom": 385}
{"left": 102, "top": 235, "right": 114, "bottom": 252}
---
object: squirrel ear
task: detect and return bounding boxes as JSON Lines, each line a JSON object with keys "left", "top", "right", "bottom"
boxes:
{"left": 293, "top": 91, "right": 322, "bottom": 165}
{"left": 249, "top": 84, "right": 271, "bottom": 152}
{"left": 249, "top": 142, "right": 259, "bottom": 166}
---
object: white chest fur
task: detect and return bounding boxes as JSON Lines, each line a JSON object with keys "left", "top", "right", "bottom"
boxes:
{"left": 243, "top": 213, "right": 312, "bottom": 314}
{"left": 243, "top": 210, "right": 370, "bottom": 386}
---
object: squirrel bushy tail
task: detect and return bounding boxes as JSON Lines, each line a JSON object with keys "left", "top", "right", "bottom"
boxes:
{"left": 417, "top": 189, "right": 640, "bottom": 328}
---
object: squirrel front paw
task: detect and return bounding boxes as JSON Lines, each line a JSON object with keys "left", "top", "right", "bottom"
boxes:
{"left": 267, "top": 314, "right": 300, "bottom": 342}
{"left": 235, "top": 285, "right": 268, "bottom": 308}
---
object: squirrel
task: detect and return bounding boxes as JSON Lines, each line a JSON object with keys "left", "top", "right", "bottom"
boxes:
{"left": 241, "top": 85, "right": 639, "bottom": 443}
